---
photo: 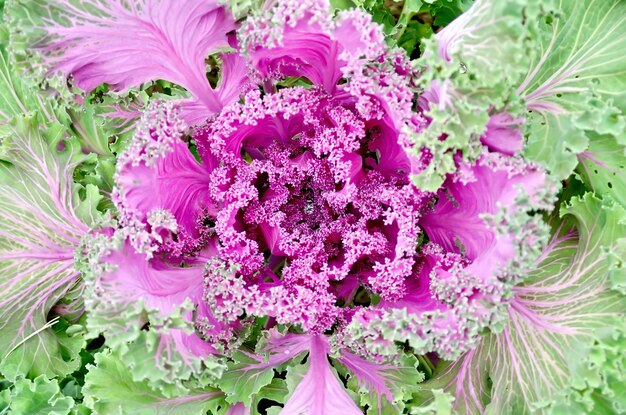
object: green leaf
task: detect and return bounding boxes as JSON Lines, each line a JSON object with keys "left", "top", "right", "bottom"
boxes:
{"left": 75, "top": 184, "right": 105, "bottom": 227}
{"left": 398, "top": 20, "right": 433, "bottom": 55}
{"left": 354, "top": 0, "right": 399, "bottom": 37}
{"left": 217, "top": 331, "right": 309, "bottom": 407}
{"left": 416, "top": 193, "right": 626, "bottom": 414}
{"left": 9, "top": 375, "right": 75, "bottom": 415}
{"left": 410, "top": 389, "right": 455, "bottom": 415}
{"left": 69, "top": 404, "right": 92, "bottom": 415}
{"left": 257, "top": 377, "right": 288, "bottom": 404}
{"left": 250, "top": 378, "right": 288, "bottom": 415}
{"left": 0, "top": 47, "right": 56, "bottom": 133}
{"left": 524, "top": 111, "right": 588, "bottom": 178}
{"left": 76, "top": 270, "right": 226, "bottom": 395}
{"left": 220, "top": 351, "right": 278, "bottom": 407}
{"left": 520, "top": 0, "right": 626, "bottom": 180}
{"left": 65, "top": 100, "right": 113, "bottom": 156}
{"left": 424, "top": 0, "right": 474, "bottom": 27}
{"left": 416, "top": 0, "right": 626, "bottom": 187}
{"left": 577, "top": 133, "right": 626, "bottom": 209}
{"left": 0, "top": 41, "right": 113, "bottom": 198}
{"left": 330, "top": 0, "right": 355, "bottom": 11}
{"left": 2, "top": 9, "right": 128, "bottom": 157}
{"left": 122, "top": 328, "right": 224, "bottom": 396}
{"left": 0, "top": 115, "right": 96, "bottom": 380}
{"left": 339, "top": 353, "right": 425, "bottom": 415}
{"left": 548, "top": 324, "right": 626, "bottom": 414}
{"left": 0, "top": 389, "right": 10, "bottom": 414}
{"left": 5, "top": 0, "right": 78, "bottom": 95}
{"left": 83, "top": 350, "right": 224, "bottom": 415}
{"left": 395, "top": 0, "right": 423, "bottom": 40}
{"left": 226, "top": 0, "right": 265, "bottom": 20}
{"left": 409, "top": 0, "right": 533, "bottom": 190}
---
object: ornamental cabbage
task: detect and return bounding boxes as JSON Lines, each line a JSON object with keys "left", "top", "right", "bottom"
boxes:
{"left": 0, "top": 0, "right": 624, "bottom": 414}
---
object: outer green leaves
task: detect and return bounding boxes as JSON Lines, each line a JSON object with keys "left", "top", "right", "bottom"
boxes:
{"left": 83, "top": 350, "right": 225, "bottom": 415}
{"left": 394, "top": 0, "right": 423, "bottom": 40}
{"left": 547, "top": 323, "right": 626, "bottom": 414}
{"left": 1, "top": 39, "right": 116, "bottom": 158}
{"left": 520, "top": 0, "right": 626, "bottom": 180}
{"left": 416, "top": 0, "right": 626, "bottom": 188}
{"left": 7, "top": 375, "right": 75, "bottom": 415}
{"left": 219, "top": 332, "right": 309, "bottom": 407}
{"left": 409, "top": 0, "right": 533, "bottom": 190}
{"left": 0, "top": 115, "right": 97, "bottom": 380}
{"left": 339, "top": 352, "right": 425, "bottom": 415}
{"left": 577, "top": 133, "right": 626, "bottom": 209}
{"left": 0, "top": 47, "right": 56, "bottom": 134}
{"left": 417, "top": 193, "right": 626, "bottom": 414}
{"left": 220, "top": 352, "right": 277, "bottom": 407}
{"left": 410, "top": 389, "right": 455, "bottom": 415}
{"left": 423, "top": 0, "right": 474, "bottom": 26}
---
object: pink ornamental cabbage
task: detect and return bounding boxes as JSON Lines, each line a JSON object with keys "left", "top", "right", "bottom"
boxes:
{"left": 97, "top": 0, "right": 435, "bottom": 344}
{"left": 80, "top": 0, "right": 548, "bottom": 377}
{"left": 4, "top": 0, "right": 593, "bottom": 413}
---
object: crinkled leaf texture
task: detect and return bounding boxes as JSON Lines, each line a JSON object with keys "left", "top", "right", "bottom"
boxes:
{"left": 7, "top": 375, "right": 75, "bottom": 415}
{"left": 0, "top": 48, "right": 57, "bottom": 133}
{"left": 410, "top": 389, "right": 455, "bottom": 415}
{"left": 0, "top": 41, "right": 119, "bottom": 161}
{"left": 82, "top": 349, "right": 226, "bottom": 415}
{"left": 577, "top": 133, "right": 626, "bottom": 209}
{"left": 416, "top": 193, "right": 626, "bottom": 414}
{"left": 414, "top": 0, "right": 626, "bottom": 191}
{"left": 344, "top": 152, "right": 554, "bottom": 362}
{"left": 220, "top": 333, "right": 309, "bottom": 407}
{"left": 337, "top": 350, "right": 424, "bottom": 414}
{"left": 0, "top": 114, "right": 97, "bottom": 380}
{"left": 219, "top": 331, "right": 421, "bottom": 414}
{"left": 408, "top": 0, "right": 531, "bottom": 190}
{"left": 78, "top": 102, "right": 225, "bottom": 389}
{"left": 79, "top": 239, "right": 225, "bottom": 392}
{"left": 519, "top": 0, "right": 626, "bottom": 180}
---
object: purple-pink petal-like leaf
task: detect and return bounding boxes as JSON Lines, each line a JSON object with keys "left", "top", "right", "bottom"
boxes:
{"left": 38, "top": 0, "right": 237, "bottom": 116}
{"left": 281, "top": 335, "right": 362, "bottom": 415}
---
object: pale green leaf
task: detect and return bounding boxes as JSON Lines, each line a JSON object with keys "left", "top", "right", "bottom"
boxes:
{"left": 410, "top": 389, "right": 455, "bottom": 415}
{"left": 9, "top": 375, "right": 75, "bottom": 415}
{"left": 0, "top": 115, "right": 95, "bottom": 380}
{"left": 417, "top": 193, "right": 626, "bottom": 414}
{"left": 220, "top": 351, "right": 277, "bottom": 407}
{"left": 577, "top": 133, "right": 626, "bottom": 209}
{"left": 520, "top": 0, "right": 626, "bottom": 179}
{"left": 83, "top": 350, "right": 224, "bottom": 415}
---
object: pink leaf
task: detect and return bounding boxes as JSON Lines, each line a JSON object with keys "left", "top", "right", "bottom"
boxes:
{"left": 281, "top": 335, "right": 362, "bottom": 415}
{"left": 40, "top": 0, "right": 237, "bottom": 115}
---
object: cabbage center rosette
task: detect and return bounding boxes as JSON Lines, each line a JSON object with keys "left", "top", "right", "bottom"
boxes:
{"left": 197, "top": 87, "right": 429, "bottom": 333}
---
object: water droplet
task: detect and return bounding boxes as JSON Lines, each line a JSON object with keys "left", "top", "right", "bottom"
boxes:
{"left": 459, "top": 62, "right": 468, "bottom": 74}
{"left": 284, "top": 349, "right": 290, "bottom": 355}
